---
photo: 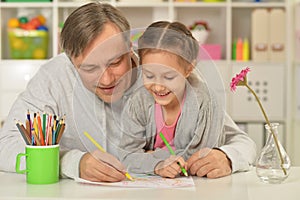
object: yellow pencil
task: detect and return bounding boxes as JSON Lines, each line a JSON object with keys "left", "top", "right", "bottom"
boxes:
{"left": 83, "top": 131, "right": 134, "bottom": 181}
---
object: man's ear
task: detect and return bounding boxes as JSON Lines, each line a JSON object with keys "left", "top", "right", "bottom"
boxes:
{"left": 71, "top": 56, "right": 81, "bottom": 70}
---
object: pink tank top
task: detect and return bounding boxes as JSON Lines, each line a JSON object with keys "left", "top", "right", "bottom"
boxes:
{"left": 153, "top": 94, "right": 186, "bottom": 150}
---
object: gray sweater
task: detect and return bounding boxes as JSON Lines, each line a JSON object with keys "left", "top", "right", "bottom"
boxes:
{"left": 119, "top": 72, "right": 257, "bottom": 174}
{"left": 0, "top": 53, "right": 256, "bottom": 179}
{"left": 119, "top": 73, "right": 218, "bottom": 173}
{"left": 0, "top": 53, "right": 134, "bottom": 179}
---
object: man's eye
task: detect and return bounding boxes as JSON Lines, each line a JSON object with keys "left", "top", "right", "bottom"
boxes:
{"left": 109, "top": 57, "right": 123, "bottom": 67}
{"left": 80, "top": 65, "right": 99, "bottom": 72}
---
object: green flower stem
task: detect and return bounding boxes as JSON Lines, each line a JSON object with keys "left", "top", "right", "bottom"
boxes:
{"left": 245, "top": 84, "right": 287, "bottom": 175}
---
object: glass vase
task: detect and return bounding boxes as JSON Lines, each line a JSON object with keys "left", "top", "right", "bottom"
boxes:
{"left": 256, "top": 123, "right": 291, "bottom": 184}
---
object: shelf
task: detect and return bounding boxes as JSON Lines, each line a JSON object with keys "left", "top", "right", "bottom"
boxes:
{"left": 231, "top": 2, "right": 286, "bottom": 8}
{"left": 0, "top": 2, "right": 53, "bottom": 8}
{"left": 0, "top": 0, "right": 291, "bottom": 65}
{"left": 173, "top": 2, "right": 227, "bottom": 8}
{"left": 0, "top": 0, "right": 294, "bottom": 128}
{"left": 0, "top": 59, "right": 47, "bottom": 64}
{"left": 57, "top": 2, "right": 93, "bottom": 8}
{"left": 116, "top": 2, "right": 169, "bottom": 7}
{"left": 230, "top": 60, "right": 286, "bottom": 65}
{"left": 0, "top": 0, "right": 298, "bottom": 164}
{"left": 0, "top": 0, "right": 289, "bottom": 61}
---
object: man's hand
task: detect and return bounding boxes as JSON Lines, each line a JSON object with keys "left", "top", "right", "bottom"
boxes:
{"left": 187, "top": 148, "right": 232, "bottom": 178}
{"left": 79, "top": 150, "right": 126, "bottom": 182}
{"left": 154, "top": 156, "right": 186, "bottom": 178}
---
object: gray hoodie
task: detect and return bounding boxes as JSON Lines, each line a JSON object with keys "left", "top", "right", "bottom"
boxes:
{"left": 118, "top": 72, "right": 257, "bottom": 174}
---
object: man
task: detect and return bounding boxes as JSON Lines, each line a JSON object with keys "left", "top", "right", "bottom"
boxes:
{"left": 0, "top": 2, "right": 256, "bottom": 182}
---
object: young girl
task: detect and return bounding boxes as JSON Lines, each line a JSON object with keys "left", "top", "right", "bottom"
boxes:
{"left": 118, "top": 21, "right": 222, "bottom": 178}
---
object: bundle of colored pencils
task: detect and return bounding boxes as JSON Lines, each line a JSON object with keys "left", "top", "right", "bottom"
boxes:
{"left": 15, "top": 110, "right": 65, "bottom": 146}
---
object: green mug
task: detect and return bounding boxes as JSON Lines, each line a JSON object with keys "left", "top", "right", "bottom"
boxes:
{"left": 16, "top": 145, "right": 60, "bottom": 184}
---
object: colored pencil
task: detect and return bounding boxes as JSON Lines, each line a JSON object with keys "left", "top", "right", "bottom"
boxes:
{"left": 25, "top": 119, "right": 31, "bottom": 136}
{"left": 33, "top": 113, "right": 39, "bottom": 137}
{"left": 16, "top": 112, "right": 66, "bottom": 146}
{"left": 159, "top": 132, "right": 188, "bottom": 177}
{"left": 42, "top": 112, "right": 46, "bottom": 139}
{"left": 37, "top": 112, "right": 45, "bottom": 145}
{"left": 46, "top": 114, "right": 52, "bottom": 145}
{"left": 83, "top": 131, "right": 134, "bottom": 181}
{"left": 19, "top": 122, "right": 32, "bottom": 145}
{"left": 53, "top": 115, "right": 57, "bottom": 131}
{"left": 83, "top": 131, "right": 105, "bottom": 152}
{"left": 53, "top": 119, "right": 61, "bottom": 144}
{"left": 55, "top": 121, "right": 65, "bottom": 144}
{"left": 27, "top": 110, "right": 33, "bottom": 145}
{"left": 15, "top": 121, "right": 30, "bottom": 145}
{"left": 31, "top": 129, "right": 41, "bottom": 146}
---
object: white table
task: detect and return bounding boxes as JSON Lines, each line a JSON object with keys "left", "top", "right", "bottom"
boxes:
{"left": 1, "top": 167, "right": 299, "bottom": 200}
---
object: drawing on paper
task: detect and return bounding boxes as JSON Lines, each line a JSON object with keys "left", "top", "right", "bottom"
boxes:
{"left": 75, "top": 174, "right": 195, "bottom": 188}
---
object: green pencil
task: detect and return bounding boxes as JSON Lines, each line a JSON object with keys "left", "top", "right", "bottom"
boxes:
{"left": 42, "top": 112, "right": 46, "bottom": 139}
{"left": 159, "top": 132, "right": 188, "bottom": 177}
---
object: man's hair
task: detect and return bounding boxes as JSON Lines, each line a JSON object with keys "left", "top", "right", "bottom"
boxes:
{"left": 60, "top": 2, "right": 130, "bottom": 58}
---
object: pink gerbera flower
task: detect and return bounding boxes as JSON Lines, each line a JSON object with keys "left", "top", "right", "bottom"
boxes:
{"left": 230, "top": 67, "right": 250, "bottom": 91}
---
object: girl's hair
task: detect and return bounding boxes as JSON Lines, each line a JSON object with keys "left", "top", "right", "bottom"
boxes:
{"left": 60, "top": 2, "right": 130, "bottom": 58}
{"left": 138, "top": 21, "right": 199, "bottom": 66}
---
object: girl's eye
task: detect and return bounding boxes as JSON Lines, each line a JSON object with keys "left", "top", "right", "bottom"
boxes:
{"left": 165, "top": 76, "right": 176, "bottom": 80}
{"left": 165, "top": 77, "right": 174, "bottom": 80}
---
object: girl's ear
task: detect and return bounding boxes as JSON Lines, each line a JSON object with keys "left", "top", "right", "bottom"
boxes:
{"left": 185, "top": 62, "right": 195, "bottom": 78}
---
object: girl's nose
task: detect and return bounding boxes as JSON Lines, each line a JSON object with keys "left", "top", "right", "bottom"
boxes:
{"left": 153, "top": 83, "right": 166, "bottom": 92}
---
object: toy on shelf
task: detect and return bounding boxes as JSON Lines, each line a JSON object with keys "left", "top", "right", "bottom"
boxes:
{"left": 175, "top": 0, "right": 197, "bottom": 2}
{"left": 232, "top": 37, "right": 250, "bottom": 61}
{"left": 188, "top": 21, "right": 210, "bottom": 44}
{"left": 7, "top": 15, "right": 49, "bottom": 59}
{"left": 188, "top": 21, "right": 221, "bottom": 60}
{"left": 130, "top": 29, "right": 144, "bottom": 51}
{"left": 203, "top": 0, "right": 225, "bottom": 2}
{"left": 5, "top": 0, "right": 51, "bottom": 2}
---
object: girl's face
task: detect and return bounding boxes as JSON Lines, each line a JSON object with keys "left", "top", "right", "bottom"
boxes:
{"left": 142, "top": 51, "right": 192, "bottom": 107}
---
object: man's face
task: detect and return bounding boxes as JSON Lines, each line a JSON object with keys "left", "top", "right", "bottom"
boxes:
{"left": 72, "top": 23, "right": 132, "bottom": 103}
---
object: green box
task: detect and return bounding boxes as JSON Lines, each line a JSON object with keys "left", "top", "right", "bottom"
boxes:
{"left": 8, "top": 28, "right": 48, "bottom": 59}
{"left": 5, "top": 0, "right": 51, "bottom": 2}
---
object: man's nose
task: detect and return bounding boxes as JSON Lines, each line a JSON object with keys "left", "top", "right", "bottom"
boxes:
{"left": 98, "top": 68, "right": 115, "bottom": 86}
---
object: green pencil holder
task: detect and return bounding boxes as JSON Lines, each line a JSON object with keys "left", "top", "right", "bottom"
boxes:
{"left": 16, "top": 145, "right": 59, "bottom": 184}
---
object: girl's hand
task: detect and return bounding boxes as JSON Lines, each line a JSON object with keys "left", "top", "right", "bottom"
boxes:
{"left": 154, "top": 155, "right": 186, "bottom": 178}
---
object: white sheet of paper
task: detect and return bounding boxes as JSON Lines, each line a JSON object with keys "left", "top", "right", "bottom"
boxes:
{"left": 75, "top": 174, "right": 195, "bottom": 188}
